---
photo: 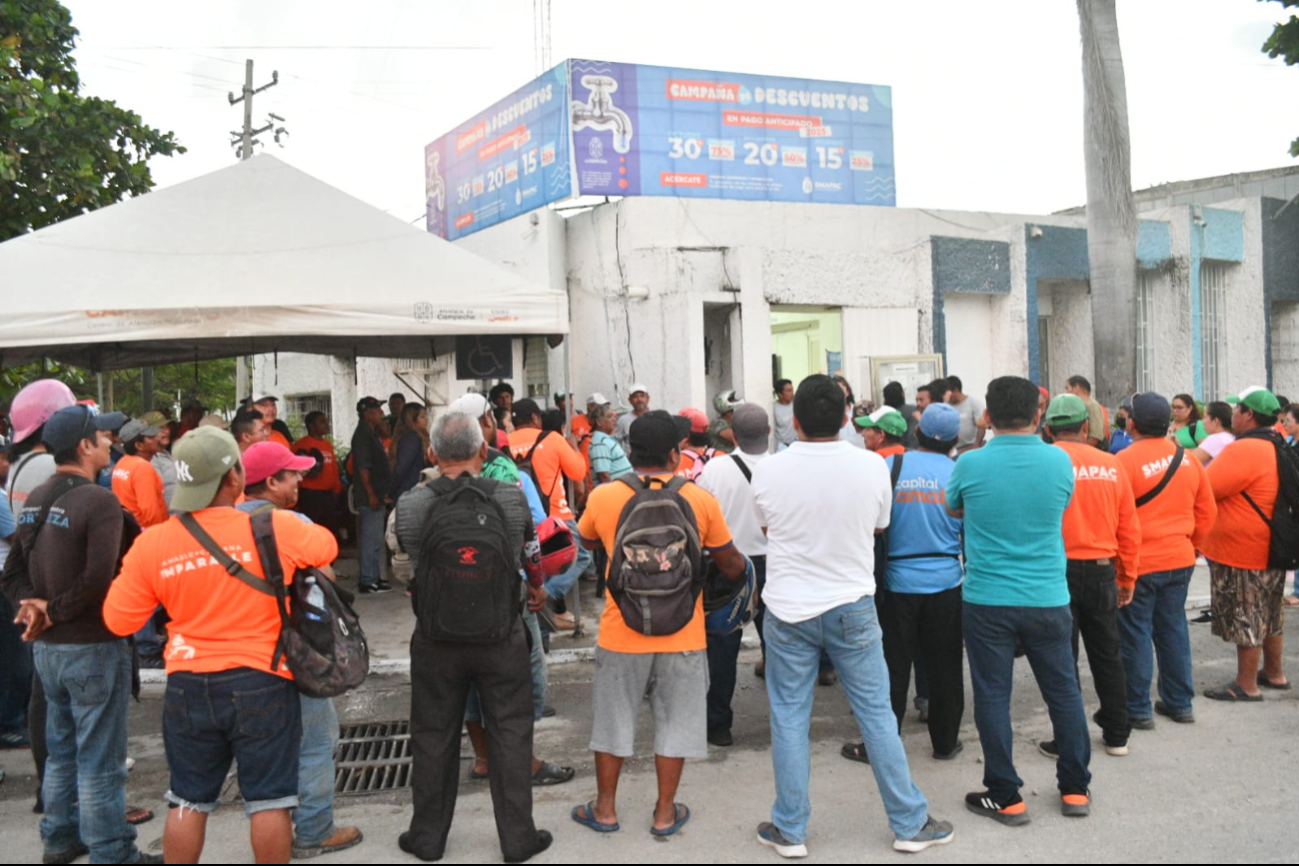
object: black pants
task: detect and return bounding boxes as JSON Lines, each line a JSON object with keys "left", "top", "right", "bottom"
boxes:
{"left": 1066, "top": 559, "right": 1130, "bottom": 745}
{"left": 407, "top": 620, "right": 538, "bottom": 861}
{"left": 705, "top": 628, "right": 742, "bottom": 732}
{"left": 876, "top": 585, "right": 964, "bottom": 755}
{"left": 294, "top": 488, "right": 340, "bottom": 541}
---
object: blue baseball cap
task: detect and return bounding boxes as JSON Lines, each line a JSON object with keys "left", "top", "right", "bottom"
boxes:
{"left": 42, "top": 405, "right": 127, "bottom": 454}
{"left": 918, "top": 403, "right": 961, "bottom": 441}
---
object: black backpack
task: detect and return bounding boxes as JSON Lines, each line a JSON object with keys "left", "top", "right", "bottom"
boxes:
{"left": 1239, "top": 428, "right": 1299, "bottom": 570}
{"left": 414, "top": 474, "right": 520, "bottom": 643}
{"left": 180, "top": 509, "right": 369, "bottom": 699}
{"left": 513, "top": 432, "right": 555, "bottom": 516}
{"left": 607, "top": 475, "right": 703, "bottom": 637}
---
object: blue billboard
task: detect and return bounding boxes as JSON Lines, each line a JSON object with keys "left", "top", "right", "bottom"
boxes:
{"left": 569, "top": 59, "right": 894, "bottom": 206}
{"left": 424, "top": 62, "right": 573, "bottom": 241}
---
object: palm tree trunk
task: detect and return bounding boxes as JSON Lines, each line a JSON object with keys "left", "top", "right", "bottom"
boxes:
{"left": 1078, "top": 0, "right": 1137, "bottom": 407}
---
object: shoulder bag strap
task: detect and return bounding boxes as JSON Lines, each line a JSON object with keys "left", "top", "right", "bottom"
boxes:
{"left": 177, "top": 512, "right": 276, "bottom": 597}
{"left": 730, "top": 453, "right": 753, "bottom": 484}
{"left": 248, "top": 509, "right": 292, "bottom": 672}
{"left": 889, "top": 452, "right": 904, "bottom": 491}
{"left": 18, "top": 475, "right": 91, "bottom": 558}
{"left": 1135, "top": 446, "right": 1184, "bottom": 507}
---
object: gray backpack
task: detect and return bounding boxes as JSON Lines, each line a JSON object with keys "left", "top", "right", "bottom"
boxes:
{"left": 607, "top": 475, "right": 704, "bottom": 636}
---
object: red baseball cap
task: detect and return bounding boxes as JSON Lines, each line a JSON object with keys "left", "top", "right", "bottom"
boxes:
{"left": 677, "top": 407, "right": 709, "bottom": 434}
{"left": 242, "top": 441, "right": 316, "bottom": 486}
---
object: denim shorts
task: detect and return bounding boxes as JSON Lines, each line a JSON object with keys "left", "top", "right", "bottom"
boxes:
{"left": 163, "top": 668, "right": 302, "bottom": 815}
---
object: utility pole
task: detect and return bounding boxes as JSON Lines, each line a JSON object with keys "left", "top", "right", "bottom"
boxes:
{"left": 228, "top": 59, "right": 287, "bottom": 159}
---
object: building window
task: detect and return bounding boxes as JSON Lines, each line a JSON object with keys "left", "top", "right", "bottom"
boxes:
{"left": 1200, "top": 264, "right": 1228, "bottom": 400}
{"left": 284, "top": 392, "right": 331, "bottom": 440}
{"left": 1136, "top": 271, "right": 1155, "bottom": 392}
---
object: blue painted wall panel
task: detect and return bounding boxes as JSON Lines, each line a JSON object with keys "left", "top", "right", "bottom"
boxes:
{"left": 930, "top": 236, "right": 1010, "bottom": 360}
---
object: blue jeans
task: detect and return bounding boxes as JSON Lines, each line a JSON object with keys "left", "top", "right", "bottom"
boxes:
{"left": 295, "top": 694, "right": 339, "bottom": 846}
{"left": 357, "top": 504, "right": 385, "bottom": 587}
{"left": 1117, "top": 567, "right": 1195, "bottom": 718}
{"left": 0, "top": 591, "right": 32, "bottom": 733}
{"left": 963, "top": 602, "right": 1091, "bottom": 798}
{"left": 133, "top": 606, "right": 168, "bottom": 658}
{"left": 765, "top": 595, "right": 929, "bottom": 843}
{"left": 33, "top": 639, "right": 141, "bottom": 864}
{"left": 544, "top": 519, "right": 591, "bottom": 602}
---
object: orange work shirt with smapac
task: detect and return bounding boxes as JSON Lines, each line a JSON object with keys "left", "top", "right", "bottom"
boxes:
{"left": 1055, "top": 440, "right": 1141, "bottom": 586}
{"left": 103, "top": 507, "right": 337, "bottom": 678}
{"left": 1116, "top": 437, "right": 1217, "bottom": 574}
{"left": 507, "top": 428, "right": 586, "bottom": 520}
{"left": 111, "top": 454, "right": 168, "bottom": 528}
{"left": 293, "top": 435, "right": 343, "bottom": 493}
{"left": 1202, "top": 436, "right": 1279, "bottom": 570}
{"left": 577, "top": 474, "right": 734, "bottom": 654}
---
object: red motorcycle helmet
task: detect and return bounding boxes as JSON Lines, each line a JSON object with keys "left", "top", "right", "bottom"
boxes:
{"left": 537, "top": 516, "right": 577, "bottom": 578}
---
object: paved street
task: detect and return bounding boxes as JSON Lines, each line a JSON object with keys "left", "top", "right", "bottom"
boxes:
{"left": 1, "top": 590, "right": 1295, "bottom": 864}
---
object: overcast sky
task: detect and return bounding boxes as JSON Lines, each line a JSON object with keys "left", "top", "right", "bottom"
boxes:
{"left": 63, "top": 0, "right": 1299, "bottom": 223}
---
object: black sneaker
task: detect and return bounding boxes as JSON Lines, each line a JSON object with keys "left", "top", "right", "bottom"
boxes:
{"left": 1129, "top": 716, "right": 1155, "bottom": 731}
{"left": 360, "top": 581, "right": 393, "bottom": 595}
{"left": 43, "top": 843, "right": 89, "bottom": 865}
{"left": 1154, "top": 701, "right": 1195, "bottom": 724}
{"left": 1037, "top": 739, "right": 1059, "bottom": 760}
{"left": 708, "top": 727, "right": 734, "bottom": 747}
{"left": 504, "top": 829, "right": 553, "bottom": 864}
{"left": 757, "top": 822, "right": 808, "bottom": 858}
{"left": 965, "top": 790, "right": 1030, "bottom": 826}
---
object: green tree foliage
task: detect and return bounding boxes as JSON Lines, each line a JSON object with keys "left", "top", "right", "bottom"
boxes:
{"left": 0, "top": 0, "right": 184, "bottom": 241}
{"left": 0, "top": 359, "right": 236, "bottom": 417}
{"left": 1263, "top": 0, "right": 1299, "bottom": 156}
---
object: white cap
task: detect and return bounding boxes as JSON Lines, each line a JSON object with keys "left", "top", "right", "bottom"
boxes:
{"left": 628, "top": 382, "right": 649, "bottom": 397}
{"left": 586, "top": 392, "right": 610, "bottom": 406}
{"left": 448, "top": 393, "right": 491, "bottom": 418}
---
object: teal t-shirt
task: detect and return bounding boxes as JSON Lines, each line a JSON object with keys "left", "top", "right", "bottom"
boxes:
{"left": 944, "top": 434, "right": 1074, "bottom": 608}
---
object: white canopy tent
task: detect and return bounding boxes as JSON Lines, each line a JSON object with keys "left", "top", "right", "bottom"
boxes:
{"left": 0, "top": 155, "right": 567, "bottom": 370}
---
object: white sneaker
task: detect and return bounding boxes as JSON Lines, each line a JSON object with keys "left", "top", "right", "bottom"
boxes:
{"left": 1104, "top": 743, "right": 1129, "bottom": 757}
{"left": 125, "top": 757, "right": 136, "bottom": 773}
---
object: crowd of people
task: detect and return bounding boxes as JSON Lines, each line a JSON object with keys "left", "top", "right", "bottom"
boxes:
{"left": 0, "top": 365, "right": 1294, "bottom": 863}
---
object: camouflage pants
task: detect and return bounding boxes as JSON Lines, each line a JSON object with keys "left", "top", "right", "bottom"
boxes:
{"left": 1209, "top": 562, "right": 1285, "bottom": 648}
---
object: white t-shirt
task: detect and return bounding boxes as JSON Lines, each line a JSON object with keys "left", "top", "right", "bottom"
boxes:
{"left": 955, "top": 395, "right": 984, "bottom": 448}
{"left": 696, "top": 450, "right": 768, "bottom": 557}
{"left": 772, "top": 402, "right": 796, "bottom": 447}
{"left": 1200, "top": 431, "right": 1235, "bottom": 460}
{"left": 752, "top": 440, "right": 892, "bottom": 624}
{"left": 839, "top": 421, "right": 865, "bottom": 449}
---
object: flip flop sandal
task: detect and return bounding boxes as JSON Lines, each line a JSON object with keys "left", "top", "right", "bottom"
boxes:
{"left": 532, "top": 761, "right": 575, "bottom": 786}
{"left": 650, "top": 803, "right": 690, "bottom": 837}
{"left": 572, "top": 801, "right": 619, "bottom": 833}
{"left": 1258, "top": 670, "right": 1292, "bottom": 690}
{"left": 125, "top": 805, "right": 154, "bottom": 825}
{"left": 839, "top": 742, "right": 871, "bottom": 764}
{"left": 1203, "top": 682, "right": 1263, "bottom": 702}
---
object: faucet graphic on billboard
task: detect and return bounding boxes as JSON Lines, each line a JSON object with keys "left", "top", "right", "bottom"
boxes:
{"left": 425, "top": 150, "right": 445, "bottom": 212}
{"left": 571, "top": 75, "right": 633, "bottom": 154}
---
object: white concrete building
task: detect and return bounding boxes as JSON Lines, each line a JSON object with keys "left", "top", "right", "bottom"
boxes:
{"left": 255, "top": 166, "right": 1299, "bottom": 438}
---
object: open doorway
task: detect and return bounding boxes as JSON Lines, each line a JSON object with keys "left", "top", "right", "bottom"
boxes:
{"left": 770, "top": 306, "right": 843, "bottom": 388}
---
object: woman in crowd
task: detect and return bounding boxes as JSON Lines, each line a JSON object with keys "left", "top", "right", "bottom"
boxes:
{"left": 1187, "top": 401, "right": 1234, "bottom": 467}
{"left": 388, "top": 402, "right": 431, "bottom": 500}
{"left": 1170, "top": 393, "right": 1201, "bottom": 437}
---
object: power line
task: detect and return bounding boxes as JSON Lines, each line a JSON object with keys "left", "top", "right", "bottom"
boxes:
{"left": 97, "top": 45, "right": 491, "bottom": 51}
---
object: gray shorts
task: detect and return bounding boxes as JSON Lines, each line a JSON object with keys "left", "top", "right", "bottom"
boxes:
{"left": 589, "top": 647, "right": 708, "bottom": 759}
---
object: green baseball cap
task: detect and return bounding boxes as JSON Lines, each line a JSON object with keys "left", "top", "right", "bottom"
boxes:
{"left": 1045, "top": 394, "right": 1088, "bottom": 426}
{"left": 855, "top": 406, "right": 907, "bottom": 437}
{"left": 1226, "top": 386, "right": 1281, "bottom": 416}
{"left": 1176, "top": 420, "right": 1208, "bottom": 449}
{"left": 170, "top": 426, "right": 243, "bottom": 513}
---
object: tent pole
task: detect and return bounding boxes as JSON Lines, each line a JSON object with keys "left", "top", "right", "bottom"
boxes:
{"left": 97, "top": 373, "right": 104, "bottom": 408}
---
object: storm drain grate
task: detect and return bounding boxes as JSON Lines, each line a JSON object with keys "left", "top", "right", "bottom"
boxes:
{"left": 334, "top": 719, "right": 413, "bottom": 794}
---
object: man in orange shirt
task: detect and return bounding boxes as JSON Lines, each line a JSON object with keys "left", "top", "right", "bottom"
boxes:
{"left": 1201, "top": 386, "right": 1289, "bottom": 701}
{"left": 573, "top": 410, "right": 744, "bottom": 836}
{"left": 1043, "top": 394, "right": 1140, "bottom": 757}
{"left": 1116, "top": 393, "right": 1217, "bottom": 727}
{"left": 292, "top": 411, "right": 343, "bottom": 540}
{"left": 508, "top": 399, "right": 589, "bottom": 607}
{"left": 102, "top": 426, "right": 338, "bottom": 863}
{"left": 857, "top": 406, "right": 908, "bottom": 459}
{"left": 247, "top": 395, "right": 293, "bottom": 448}
{"left": 111, "top": 418, "right": 168, "bottom": 529}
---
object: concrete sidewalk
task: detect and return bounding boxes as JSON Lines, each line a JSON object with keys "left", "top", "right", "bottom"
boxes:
{"left": 5, "top": 603, "right": 1298, "bottom": 864}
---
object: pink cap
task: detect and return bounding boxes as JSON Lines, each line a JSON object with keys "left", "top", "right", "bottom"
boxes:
{"left": 10, "top": 379, "right": 76, "bottom": 444}
{"left": 678, "top": 407, "right": 709, "bottom": 434}
{"left": 242, "top": 441, "right": 316, "bottom": 486}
